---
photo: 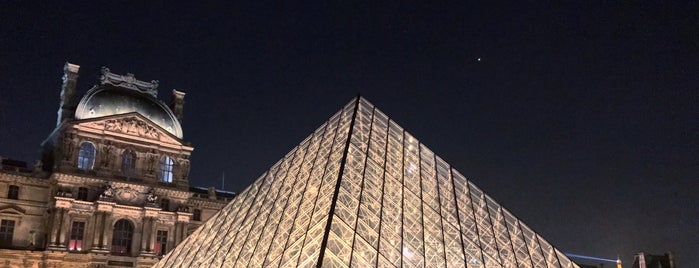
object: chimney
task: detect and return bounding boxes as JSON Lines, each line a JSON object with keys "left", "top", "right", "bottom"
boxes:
{"left": 170, "top": 89, "right": 185, "bottom": 124}
{"left": 57, "top": 62, "right": 80, "bottom": 126}
{"left": 208, "top": 187, "right": 217, "bottom": 200}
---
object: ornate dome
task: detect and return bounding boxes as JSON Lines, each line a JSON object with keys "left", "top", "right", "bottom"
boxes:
{"left": 74, "top": 68, "right": 183, "bottom": 138}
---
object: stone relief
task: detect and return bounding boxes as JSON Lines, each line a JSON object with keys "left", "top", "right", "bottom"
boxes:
{"left": 113, "top": 208, "right": 142, "bottom": 219}
{"left": 100, "top": 66, "right": 159, "bottom": 97}
{"left": 114, "top": 186, "right": 139, "bottom": 203}
{"left": 100, "top": 183, "right": 152, "bottom": 206}
{"left": 69, "top": 203, "right": 94, "bottom": 215}
{"left": 100, "top": 185, "right": 114, "bottom": 200}
{"left": 100, "top": 143, "right": 115, "bottom": 168}
{"left": 178, "top": 158, "right": 190, "bottom": 180}
{"left": 100, "top": 117, "right": 160, "bottom": 140}
{"left": 146, "top": 188, "right": 158, "bottom": 204}
{"left": 157, "top": 216, "right": 176, "bottom": 226}
{"left": 145, "top": 150, "right": 158, "bottom": 175}
{"left": 78, "top": 116, "right": 181, "bottom": 144}
{"left": 61, "top": 134, "right": 76, "bottom": 161}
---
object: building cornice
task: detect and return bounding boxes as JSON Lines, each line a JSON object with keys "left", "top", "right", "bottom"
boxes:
{"left": 0, "top": 172, "right": 51, "bottom": 187}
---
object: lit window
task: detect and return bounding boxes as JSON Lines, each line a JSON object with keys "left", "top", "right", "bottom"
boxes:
{"left": 69, "top": 221, "right": 85, "bottom": 251}
{"left": 111, "top": 219, "right": 133, "bottom": 255}
{"left": 160, "top": 156, "right": 174, "bottom": 183}
{"left": 160, "top": 198, "right": 170, "bottom": 211}
{"left": 77, "top": 187, "right": 88, "bottom": 201}
{"left": 121, "top": 150, "right": 136, "bottom": 177}
{"left": 0, "top": 220, "right": 14, "bottom": 248}
{"left": 155, "top": 230, "right": 168, "bottom": 256}
{"left": 77, "top": 142, "right": 96, "bottom": 170}
{"left": 7, "top": 185, "right": 18, "bottom": 200}
{"left": 192, "top": 209, "right": 201, "bottom": 221}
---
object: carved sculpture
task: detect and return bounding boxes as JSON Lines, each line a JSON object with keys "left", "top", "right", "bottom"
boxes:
{"left": 62, "top": 136, "right": 75, "bottom": 161}
{"left": 178, "top": 158, "right": 190, "bottom": 180}
{"left": 100, "top": 144, "right": 114, "bottom": 168}
{"left": 146, "top": 150, "right": 157, "bottom": 175}
{"left": 100, "top": 118, "right": 160, "bottom": 140}
{"left": 100, "top": 66, "right": 159, "bottom": 97}
{"left": 100, "top": 184, "right": 114, "bottom": 199}
{"left": 146, "top": 188, "right": 158, "bottom": 204}
{"left": 115, "top": 186, "right": 139, "bottom": 202}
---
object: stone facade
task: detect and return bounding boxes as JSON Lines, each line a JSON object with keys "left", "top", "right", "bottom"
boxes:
{"left": 0, "top": 63, "right": 233, "bottom": 268}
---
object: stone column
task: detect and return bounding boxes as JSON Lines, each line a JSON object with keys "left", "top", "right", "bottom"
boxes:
{"left": 53, "top": 209, "right": 65, "bottom": 246}
{"left": 58, "top": 210, "right": 72, "bottom": 247}
{"left": 140, "top": 217, "right": 152, "bottom": 253}
{"left": 99, "top": 212, "right": 108, "bottom": 249}
{"left": 102, "top": 213, "right": 113, "bottom": 251}
{"left": 48, "top": 208, "right": 62, "bottom": 247}
{"left": 149, "top": 218, "right": 157, "bottom": 252}
{"left": 91, "top": 212, "right": 103, "bottom": 249}
{"left": 93, "top": 200, "right": 115, "bottom": 251}
{"left": 173, "top": 222, "right": 180, "bottom": 245}
{"left": 181, "top": 222, "right": 188, "bottom": 241}
{"left": 173, "top": 211, "right": 191, "bottom": 246}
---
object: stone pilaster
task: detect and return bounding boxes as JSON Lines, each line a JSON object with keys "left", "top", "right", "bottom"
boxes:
{"left": 180, "top": 221, "right": 188, "bottom": 240}
{"left": 58, "top": 209, "right": 72, "bottom": 246}
{"left": 149, "top": 217, "right": 158, "bottom": 252}
{"left": 174, "top": 211, "right": 191, "bottom": 244}
{"left": 48, "top": 208, "right": 62, "bottom": 248}
{"left": 48, "top": 197, "right": 73, "bottom": 249}
{"left": 102, "top": 213, "right": 114, "bottom": 251}
{"left": 139, "top": 217, "right": 153, "bottom": 256}
{"left": 141, "top": 206, "right": 160, "bottom": 256}
{"left": 173, "top": 222, "right": 181, "bottom": 245}
{"left": 94, "top": 200, "right": 115, "bottom": 252}
{"left": 91, "top": 211, "right": 104, "bottom": 249}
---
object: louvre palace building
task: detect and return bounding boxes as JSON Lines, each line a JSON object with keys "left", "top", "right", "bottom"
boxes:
{"left": 0, "top": 63, "right": 233, "bottom": 268}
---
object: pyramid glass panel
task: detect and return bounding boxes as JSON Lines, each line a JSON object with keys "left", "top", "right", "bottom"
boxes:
{"left": 155, "top": 97, "right": 579, "bottom": 268}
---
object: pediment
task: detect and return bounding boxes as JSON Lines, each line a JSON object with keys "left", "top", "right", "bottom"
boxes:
{"left": 0, "top": 205, "right": 26, "bottom": 215}
{"left": 76, "top": 113, "right": 182, "bottom": 145}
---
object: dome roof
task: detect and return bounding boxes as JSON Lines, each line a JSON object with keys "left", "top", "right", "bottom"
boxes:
{"left": 75, "top": 85, "right": 183, "bottom": 138}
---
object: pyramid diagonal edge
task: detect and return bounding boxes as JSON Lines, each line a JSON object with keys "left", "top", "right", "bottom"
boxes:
{"left": 156, "top": 97, "right": 579, "bottom": 268}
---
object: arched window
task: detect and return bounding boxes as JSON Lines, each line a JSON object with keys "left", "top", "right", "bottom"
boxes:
{"left": 77, "top": 142, "right": 96, "bottom": 170}
{"left": 160, "top": 156, "right": 174, "bottom": 183}
{"left": 121, "top": 150, "right": 136, "bottom": 177}
{"left": 192, "top": 209, "right": 201, "bottom": 221}
{"left": 111, "top": 219, "right": 133, "bottom": 255}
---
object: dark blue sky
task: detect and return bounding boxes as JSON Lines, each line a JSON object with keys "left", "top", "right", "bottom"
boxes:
{"left": 1, "top": 1, "right": 697, "bottom": 266}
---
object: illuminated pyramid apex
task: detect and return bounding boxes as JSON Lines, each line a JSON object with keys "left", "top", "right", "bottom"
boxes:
{"left": 156, "top": 97, "right": 579, "bottom": 268}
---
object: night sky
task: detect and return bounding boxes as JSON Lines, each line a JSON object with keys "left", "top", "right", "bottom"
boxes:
{"left": 1, "top": 1, "right": 697, "bottom": 266}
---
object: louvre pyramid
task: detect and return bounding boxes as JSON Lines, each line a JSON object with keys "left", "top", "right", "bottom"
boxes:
{"left": 156, "top": 97, "right": 579, "bottom": 268}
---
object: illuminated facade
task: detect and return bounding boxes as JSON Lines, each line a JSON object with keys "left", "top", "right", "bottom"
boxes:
{"left": 157, "top": 97, "right": 579, "bottom": 267}
{"left": 0, "top": 63, "right": 233, "bottom": 268}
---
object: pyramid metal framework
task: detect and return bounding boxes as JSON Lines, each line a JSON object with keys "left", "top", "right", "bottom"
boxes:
{"left": 156, "top": 97, "right": 578, "bottom": 268}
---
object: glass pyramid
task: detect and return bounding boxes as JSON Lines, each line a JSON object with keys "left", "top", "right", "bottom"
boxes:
{"left": 156, "top": 97, "right": 579, "bottom": 268}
